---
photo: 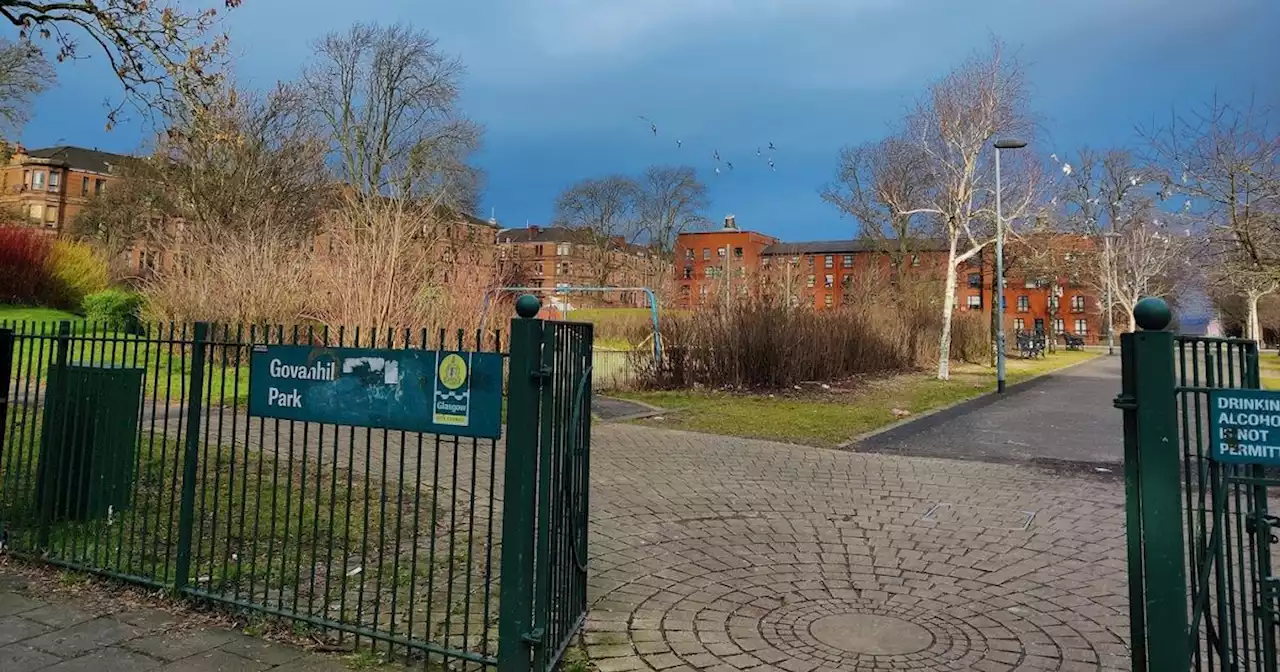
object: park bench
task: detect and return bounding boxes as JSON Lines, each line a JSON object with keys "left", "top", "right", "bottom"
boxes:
{"left": 1016, "top": 331, "right": 1046, "bottom": 359}
{"left": 1062, "top": 331, "right": 1085, "bottom": 351}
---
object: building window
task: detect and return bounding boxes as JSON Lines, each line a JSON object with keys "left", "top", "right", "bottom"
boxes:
{"left": 967, "top": 272, "right": 982, "bottom": 288}
{"left": 1014, "top": 318, "right": 1025, "bottom": 332}
{"left": 824, "top": 294, "right": 833, "bottom": 308}
{"left": 533, "top": 244, "right": 543, "bottom": 256}
{"left": 824, "top": 274, "right": 834, "bottom": 288}
{"left": 806, "top": 275, "right": 815, "bottom": 288}
{"left": 556, "top": 243, "right": 571, "bottom": 256}
{"left": 703, "top": 248, "right": 710, "bottom": 260}
{"left": 684, "top": 248, "right": 693, "bottom": 260}
{"left": 734, "top": 247, "right": 743, "bottom": 258}
{"left": 32, "top": 171, "right": 45, "bottom": 190}
{"left": 45, "top": 206, "right": 57, "bottom": 226}
{"left": 1075, "top": 319, "right": 1089, "bottom": 335}
{"left": 911, "top": 254, "right": 921, "bottom": 267}
{"left": 842, "top": 254, "right": 853, "bottom": 268}
{"left": 558, "top": 262, "right": 570, "bottom": 275}
{"left": 824, "top": 255, "right": 833, "bottom": 268}
{"left": 1054, "top": 318, "right": 1065, "bottom": 334}
{"left": 1016, "top": 295, "right": 1029, "bottom": 312}
{"left": 28, "top": 203, "right": 43, "bottom": 221}
{"left": 534, "top": 262, "right": 544, "bottom": 276}
{"left": 966, "top": 295, "right": 982, "bottom": 310}
{"left": 48, "top": 171, "right": 59, "bottom": 189}
{"left": 761, "top": 256, "right": 770, "bottom": 267}
{"left": 1071, "top": 295, "right": 1085, "bottom": 312}
{"left": 82, "top": 176, "right": 90, "bottom": 195}
{"left": 807, "top": 255, "right": 814, "bottom": 267}
{"left": 791, "top": 256, "right": 799, "bottom": 266}
{"left": 683, "top": 266, "right": 693, "bottom": 279}
{"left": 841, "top": 275, "right": 853, "bottom": 288}
{"left": 1025, "top": 279, "right": 1040, "bottom": 289}
{"left": 94, "top": 178, "right": 105, "bottom": 194}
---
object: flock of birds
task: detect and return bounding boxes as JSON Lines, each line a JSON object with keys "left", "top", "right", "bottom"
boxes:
{"left": 637, "top": 115, "right": 778, "bottom": 176}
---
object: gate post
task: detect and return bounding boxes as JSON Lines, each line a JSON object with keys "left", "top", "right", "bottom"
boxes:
{"left": 174, "top": 322, "right": 208, "bottom": 592}
{"left": 498, "top": 296, "right": 545, "bottom": 672}
{"left": 1116, "top": 297, "right": 1188, "bottom": 671}
{"left": 0, "top": 328, "right": 11, "bottom": 468}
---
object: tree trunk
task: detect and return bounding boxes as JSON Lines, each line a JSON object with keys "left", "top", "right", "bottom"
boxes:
{"left": 1126, "top": 306, "right": 1136, "bottom": 334}
{"left": 937, "top": 236, "right": 959, "bottom": 380}
{"left": 1247, "top": 291, "right": 1262, "bottom": 343}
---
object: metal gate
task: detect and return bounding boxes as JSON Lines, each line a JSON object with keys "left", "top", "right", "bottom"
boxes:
{"left": 1118, "top": 297, "right": 1279, "bottom": 671}
{"left": 498, "top": 298, "right": 592, "bottom": 672}
{"left": 0, "top": 295, "right": 592, "bottom": 672}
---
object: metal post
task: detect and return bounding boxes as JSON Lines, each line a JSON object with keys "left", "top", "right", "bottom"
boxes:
{"left": 0, "top": 328, "right": 11, "bottom": 465}
{"left": 174, "top": 321, "right": 208, "bottom": 592}
{"left": 1114, "top": 299, "right": 1188, "bottom": 671}
{"left": 995, "top": 149, "right": 1007, "bottom": 393}
{"left": 498, "top": 296, "right": 544, "bottom": 672}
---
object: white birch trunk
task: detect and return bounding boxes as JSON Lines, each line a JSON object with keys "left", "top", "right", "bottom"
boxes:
{"left": 937, "top": 235, "right": 959, "bottom": 380}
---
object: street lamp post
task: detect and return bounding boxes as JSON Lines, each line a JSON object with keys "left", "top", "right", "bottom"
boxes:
{"left": 993, "top": 138, "right": 1027, "bottom": 394}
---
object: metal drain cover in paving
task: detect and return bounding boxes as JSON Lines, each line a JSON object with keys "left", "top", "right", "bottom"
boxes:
{"left": 921, "top": 502, "right": 1036, "bottom": 530}
{"left": 809, "top": 614, "right": 934, "bottom": 655}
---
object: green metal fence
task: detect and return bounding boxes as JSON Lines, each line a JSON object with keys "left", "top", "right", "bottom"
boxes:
{"left": 1118, "top": 298, "right": 1279, "bottom": 672}
{"left": 0, "top": 302, "right": 593, "bottom": 671}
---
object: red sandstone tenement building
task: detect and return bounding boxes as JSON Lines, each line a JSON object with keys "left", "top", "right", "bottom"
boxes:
{"left": 674, "top": 216, "right": 1104, "bottom": 342}
{"left": 498, "top": 225, "right": 669, "bottom": 308}
{"left": 0, "top": 144, "right": 127, "bottom": 233}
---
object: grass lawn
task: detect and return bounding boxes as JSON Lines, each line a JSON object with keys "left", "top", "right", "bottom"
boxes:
{"left": 616, "top": 349, "right": 1099, "bottom": 447}
{"left": 1260, "top": 355, "right": 1280, "bottom": 390}
{"left": 0, "top": 304, "right": 82, "bottom": 325}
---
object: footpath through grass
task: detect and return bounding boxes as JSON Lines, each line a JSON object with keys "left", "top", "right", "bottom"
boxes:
{"left": 616, "top": 349, "right": 1098, "bottom": 447}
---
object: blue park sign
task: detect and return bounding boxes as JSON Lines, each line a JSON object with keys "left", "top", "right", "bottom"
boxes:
{"left": 248, "top": 344, "right": 504, "bottom": 439}
{"left": 1209, "top": 389, "right": 1280, "bottom": 466}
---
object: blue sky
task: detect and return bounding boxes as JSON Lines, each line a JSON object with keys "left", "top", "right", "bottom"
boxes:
{"left": 10, "top": 0, "right": 1279, "bottom": 241}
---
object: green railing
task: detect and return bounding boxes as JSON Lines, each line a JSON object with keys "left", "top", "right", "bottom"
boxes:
{"left": 1118, "top": 297, "right": 1279, "bottom": 672}
{"left": 0, "top": 306, "right": 593, "bottom": 670}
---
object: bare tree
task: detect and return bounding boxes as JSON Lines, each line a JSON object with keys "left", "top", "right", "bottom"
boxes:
{"left": 302, "top": 22, "right": 483, "bottom": 209}
{"left": 0, "top": 38, "right": 52, "bottom": 136}
{"left": 66, "top": 157, "right": 169, "bottom": 275}
{"left": 555, "top": 174, "right": 641, "bottom": 285}
{"left": 1052, "top": 147, "right": 1152, "bottom": 341}
{"left": 636, "top": 165, "right": 710, "bottom": 256}
{"left": 1111, "top": 210, "right": 1189, "bottom": 332}
{"left": 1145, "top": 98, "right": 1280, "bottom": 340}
{"left": 896, "top": 39, "right": 1038, "bottom": 380}
{"left": 157, "top": 83, "right": 331, "bottom": 240}
{"left": 822, "top": 135, "right": 934, "bottom": 277}
{"left": 0, "top": 0, "right": 243, "bottom": 127}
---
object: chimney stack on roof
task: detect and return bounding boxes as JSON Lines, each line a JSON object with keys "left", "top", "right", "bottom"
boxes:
{"left": 724, "top": 214, "right": 737, "bottom": 230}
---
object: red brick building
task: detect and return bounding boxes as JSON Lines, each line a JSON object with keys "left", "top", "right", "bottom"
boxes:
{"left": 0, "top": 144, "right": 126, "bottom": 233}
{"left": 498, "top": 225, "right": 669, "bottom": 308}
{"left": 674, "top": 218, "right": 1105, "bottom": 341}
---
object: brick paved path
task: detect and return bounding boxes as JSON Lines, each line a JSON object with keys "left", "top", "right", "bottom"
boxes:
{"left": 583, "top": 424, "right": 1130, "bottom": 671}
{"left": 0, "top": 571, "right": 355, "bottom": 672}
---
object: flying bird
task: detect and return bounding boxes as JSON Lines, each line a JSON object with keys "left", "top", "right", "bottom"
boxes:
{"left": 727, "top": 161, "right": 734, "bottom": 170}
{"left": 713, "top": 150, "right": 721, "bottom": 161}
{"left": 768, "top": 141, "right": 776, "bottom": 151}
{"left": 714, "top": 166, "right": 721, "bottom": 175}
{"left": 1050, "top": 153, "right": 1058, "bottom": 162}
{"left": 638, "top": 115, "right": 657, "bottom": 136}
{"left": 768, "top": 158, "right": 776, "bottom": 171}
{"left": 1061, "top": 163, "right": 1072, "bottom": 176}
{"left": 1129, "top": 175, "right": 1139, "bottom": 186}
{"left": 757, "top": 147, "right": 762, "bottom": 157}
{"left": 676, "top": 139, "right": 682, "bottom": 148}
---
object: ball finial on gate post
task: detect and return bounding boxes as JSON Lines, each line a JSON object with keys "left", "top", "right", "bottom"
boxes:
{"left": 1133, "top": 297, "right": 1172, "bottom": 331}
{"left": 515, "top": 294, "right": 542, "bottom": 319}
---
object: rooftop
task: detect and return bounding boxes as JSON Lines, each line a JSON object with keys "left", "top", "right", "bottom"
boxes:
{"left": 761, "top": 238, "right": 950, "bottom": 255}
{"left": 22, "top": 146, "right": 131, "bottom": 174}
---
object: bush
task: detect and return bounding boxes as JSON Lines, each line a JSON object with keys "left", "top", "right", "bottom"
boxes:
{"left": 0, "top": 226, "right": 57, "bottom": 305}
{"left": 48, "top": 240, "right": 110, "bottom": 308}
{"left": 82, "top": 288, "right": 143, "bottom": 331}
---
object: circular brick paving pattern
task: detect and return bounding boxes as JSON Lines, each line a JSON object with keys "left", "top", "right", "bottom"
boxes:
{"left": 583, "top": 424, "right": 1132, "bottom": 671}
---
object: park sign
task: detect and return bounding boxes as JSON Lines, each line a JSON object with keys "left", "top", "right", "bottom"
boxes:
{"left": 1209, "top": 389, "right": 1280, "bottom": 466}
{"left": 248, "top": 344, "right": 503, "bottom": 439}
